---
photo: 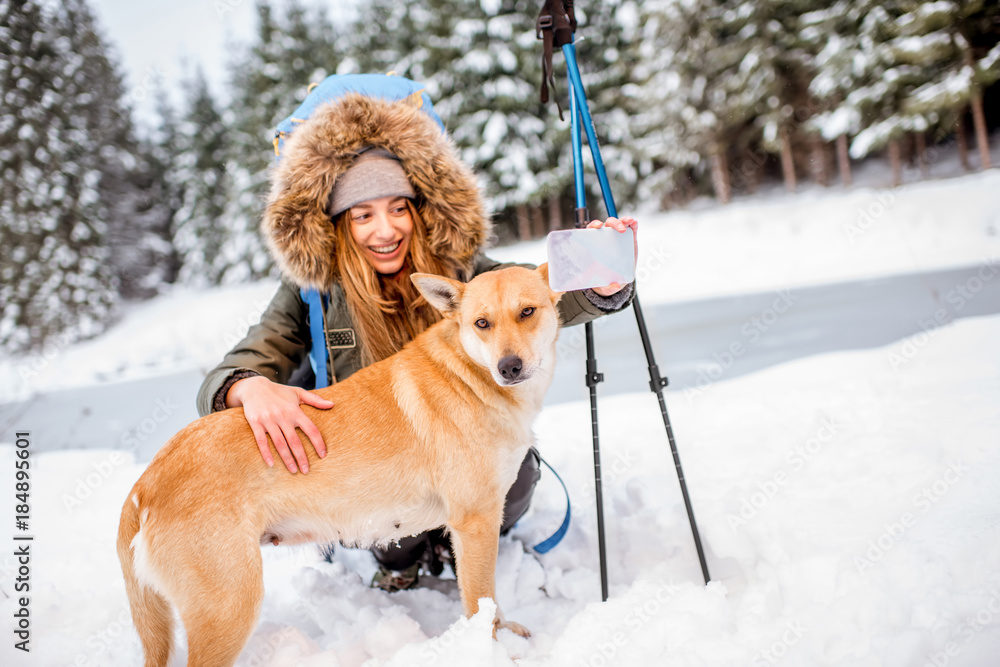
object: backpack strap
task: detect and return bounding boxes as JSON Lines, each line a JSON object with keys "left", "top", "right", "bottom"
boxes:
{"left": 535, "top": 0, "right": 576, "bottom": 121}
{"left": 300, "top": 288, "right": 330, "bottom": 389}
{"left": 532, "top": 455, "right": 572, "bottom": 554}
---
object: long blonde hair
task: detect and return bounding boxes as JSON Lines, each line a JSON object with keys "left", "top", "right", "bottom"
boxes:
{"left": 335, "top": 200, "right": 463, "bottom": 367}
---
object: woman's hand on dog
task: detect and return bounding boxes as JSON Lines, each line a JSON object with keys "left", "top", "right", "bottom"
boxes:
{"left": 586, "top": 216, "right": 638, "bottom": 297}
{"left": 226, "top": 376, "right": 333, "bottom": 473}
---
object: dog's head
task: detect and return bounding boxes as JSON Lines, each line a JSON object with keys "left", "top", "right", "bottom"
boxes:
{"left": 412, "top": 265, "right": 562, "bottom": 387}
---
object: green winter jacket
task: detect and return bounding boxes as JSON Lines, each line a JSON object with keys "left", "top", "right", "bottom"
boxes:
{"left": 196, "top": 254, "right": 633, "bottom": 417}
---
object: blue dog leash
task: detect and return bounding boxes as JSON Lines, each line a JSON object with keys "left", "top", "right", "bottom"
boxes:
{"left": 533, "top": 455, "right": 572, "bottom": 553}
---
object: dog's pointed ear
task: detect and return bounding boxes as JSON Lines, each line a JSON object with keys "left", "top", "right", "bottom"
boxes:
{"left": 411, "top": 273, "right": 465, "bottom": 315}
{"left": 536, "top": 263, "right": 564, "bottom": 304}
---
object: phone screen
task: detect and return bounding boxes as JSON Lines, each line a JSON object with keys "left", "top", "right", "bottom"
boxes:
{"left": 546, "top": 227, "right": 636, "bottom": 292}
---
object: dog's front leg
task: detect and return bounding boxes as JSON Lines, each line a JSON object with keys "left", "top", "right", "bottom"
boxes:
{"left": 449, "top": 513, "right": 531, "bottom": 638}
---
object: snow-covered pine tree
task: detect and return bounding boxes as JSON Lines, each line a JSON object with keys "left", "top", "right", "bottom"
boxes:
{"left": 55, "top": 0, "right": 156, "bottom": 300}
{"left": 58, "top": 0, "right": 174, "bottom": 300}
{"left": 805, "top": 0, "right": 881, "bottom": 187}
{"left": 743, "top": 0, "right": 822, "bottom": 193}
{"left": 226, "top": 1, "right": 282, "bottom": 210}
{"left": 797, "top": 2, "right": 914, "bottom": 182}
{"left": 109, "top": 130, "right": 177, "bottom": 298}
{"left": 635, "top": 0, "right": 765, "bottom": 204}
{"left": 150, "top": 84, "right": 185, "bottom": 285}
{"left": 892, "top": 0, "right": 1000, "bottom": 171}
{"left": 228, "top": 0, "right": 342, "bottom": 181}
{"left": 814, "top": 1, "right": 957, "bottom": 183}
{"left": 49, "top": 0, "right": 175, "bottom": 303}
{"left": 438, "top": 0, "right": 568, "bottom": 238}
{"left": 84, "top": 0, "right": 177, "bottom": 300}
{"left": 224, "top": 0, "right": 345, "bottom": 282}
{"left": 0, "top": 0, "right": 119, "bottom": 352}
{"left": 345, "top": 0, "right": 424, "bottom": 77}
{"left": 631, "top": 0, "right": 704, "bottom": 205}
{"left": 563, "top": 0, "right": 644, "bottom": 219}
{"left": 171, "top": 69, "right": 231, "bottom": 287}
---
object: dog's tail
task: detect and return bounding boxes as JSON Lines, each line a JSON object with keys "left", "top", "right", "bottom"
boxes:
{"left": 117, "top": 490, "right": 174, "bottom": 667}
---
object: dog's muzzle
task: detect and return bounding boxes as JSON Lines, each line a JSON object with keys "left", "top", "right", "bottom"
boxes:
{"left": 497, "top": 355, "right": 530, "bottom": 385}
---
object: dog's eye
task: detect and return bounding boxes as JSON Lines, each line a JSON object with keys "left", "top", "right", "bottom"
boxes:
{"left": 520, "top": 307, "right": 535, "bottom": 318}
{"left": 475, "top": 318, "right": 490, "bottom": 329}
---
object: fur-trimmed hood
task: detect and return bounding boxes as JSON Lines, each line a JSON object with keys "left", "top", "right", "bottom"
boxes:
{"left": 262, "top": 94, "right": 491, "bottom": 290}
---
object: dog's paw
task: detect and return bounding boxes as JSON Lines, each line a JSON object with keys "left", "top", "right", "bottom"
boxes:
{"left": 493, "top": 618, "right": 531, "bottom": 639}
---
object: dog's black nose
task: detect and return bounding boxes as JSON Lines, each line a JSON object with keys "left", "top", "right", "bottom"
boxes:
{"left": 498, "top": 355, "right": 523, "bottom": 380}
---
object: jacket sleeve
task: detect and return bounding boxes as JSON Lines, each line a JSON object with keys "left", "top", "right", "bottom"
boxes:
{"left": 196, "top": 279, "right": 311, "bottom": 417}
{"left": 471, "top": 254, "right": 634, "bottom": 328}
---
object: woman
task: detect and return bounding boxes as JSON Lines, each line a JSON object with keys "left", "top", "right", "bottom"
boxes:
{"left": 197, "top": 91, "right": 637, "bottom": 591}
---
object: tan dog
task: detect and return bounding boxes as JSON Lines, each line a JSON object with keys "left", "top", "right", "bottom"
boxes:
{"left": 117, "top": 265, "right": 561, "bottom": 666}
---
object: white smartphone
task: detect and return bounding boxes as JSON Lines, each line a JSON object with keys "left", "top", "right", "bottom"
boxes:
{"left": 546, "top": 226, "right": 636, "bottom": 292}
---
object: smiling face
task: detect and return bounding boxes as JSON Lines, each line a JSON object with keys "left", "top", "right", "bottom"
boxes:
{"left": 348, "top": 196, "right": 414, "bottom": 275}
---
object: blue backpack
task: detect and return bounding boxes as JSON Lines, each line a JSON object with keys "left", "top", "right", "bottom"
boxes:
{"left": 273, "top": 73, "right": 444, "bottom": 161}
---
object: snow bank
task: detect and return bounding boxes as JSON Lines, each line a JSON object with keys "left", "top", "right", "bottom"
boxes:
{"left": 2, "top": 313, "right": 997, "bottom": 666}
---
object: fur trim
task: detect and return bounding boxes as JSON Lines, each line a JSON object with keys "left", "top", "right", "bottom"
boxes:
{"left": 262, "top": 94, "right": 490, "bottom": 289}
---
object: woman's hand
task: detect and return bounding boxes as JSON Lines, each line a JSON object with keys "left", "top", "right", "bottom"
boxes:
{"left": 585, "top": 216, "right": 639, "bottom": 297}
{"left": 226, "top": 375, "right": 334, "bottom": 473}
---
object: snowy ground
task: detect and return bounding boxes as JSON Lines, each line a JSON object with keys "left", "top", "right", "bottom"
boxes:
{"left": 1, "top": 311, "right": 998, "bottom": 666}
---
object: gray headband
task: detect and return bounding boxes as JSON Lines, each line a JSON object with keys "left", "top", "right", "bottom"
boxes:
{"left": 329, "top": 147, "right": 417, "bottom": 217}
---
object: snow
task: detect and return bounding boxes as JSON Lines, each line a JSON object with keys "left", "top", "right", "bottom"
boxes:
{"left": 812, "top": 105, "right": 860, "bottom": 141}
{"left": 982, "top": 42, "right": 1000, "bottom": 73}
{"left": 908, "top": 67, "right": 974, "bottom": 110}
{"left": 891, "top": 33, "right": 951, "bottom": 60}
{"left": 898, "top": 1, "right": 954, "bottom": 32}
{"left": 2, "top": 308, "right": 999, "bottom": 666}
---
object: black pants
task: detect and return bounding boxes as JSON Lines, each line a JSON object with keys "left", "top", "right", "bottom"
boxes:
{"left": 372, "top": 447, "right": 542, "bottom": 571}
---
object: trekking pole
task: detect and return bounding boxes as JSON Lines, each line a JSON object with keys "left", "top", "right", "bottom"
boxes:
{"left": 537, "top": 0, "right": 711, "bottom": 587}
{"left": 570, "top": 81, "right": 610, "bottom": 602}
